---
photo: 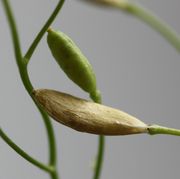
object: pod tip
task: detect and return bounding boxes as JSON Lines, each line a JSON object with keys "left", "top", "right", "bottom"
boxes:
{"left": 47, "top": 27, "right": 53, "bottom": 33}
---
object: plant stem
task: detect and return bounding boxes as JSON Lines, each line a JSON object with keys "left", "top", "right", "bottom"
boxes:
{"left": 95, "top": 0, "right": 180, "bottom": 52}
{"left": 93, "top": 135, "right": 105, "bottom": 179}
{"left": 0, "top": 127, "right": 53, "bottom": 173}
{"left": 51, "top": 170, "right": 59, "bottom": 179}
{"left": 148, "top": 125, "right": 180, "bottom": 136}
{"left": 24, "top": 0, "right": 65, "bottom": 62}
{"left": 1, "top": 0, "right": 65, "bottom": 178}
{"left": 113, "top": 1, "right": 180, "bottom": 52}
{"left": 125, "top": 3, "right": 180, "bottom": 52}
{"left": 90, "top": 91, "right": 105, "bottom": 179}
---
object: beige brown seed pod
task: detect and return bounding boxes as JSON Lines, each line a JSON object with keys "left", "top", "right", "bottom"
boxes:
{"left": 33, "top": 89, "right": 148, "bottom": 135}
{"left": 81, "top": 0, "right": 128, "bottom": 9}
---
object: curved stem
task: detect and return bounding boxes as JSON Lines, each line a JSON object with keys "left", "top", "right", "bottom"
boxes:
{"left": 90, "top": 0, "right": 180, "bottom": 52}
{"left": 93, "top": 135, "right": 105, "bottom": 179}
{"left": 125, "top": 3, "right": 180, "bottom": 52}
{"left": 1, "top": 0, "right": 23, "bottom": 65}
{"left": 0, "top": 127, "right": 53, "bottom": 173}
{"left": 2, "top": 0, "right": 65, "bottom": 178}
{"left": 90, "top": 91, "right": 105, "bottom": 179}
{"left": 148, "top": 125, "right": 180, "bottom": 136}
{"left": 24, "top": 0, "right": 65, "bottom": 62}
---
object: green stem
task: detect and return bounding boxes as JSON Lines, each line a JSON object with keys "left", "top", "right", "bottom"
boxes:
{"left": 0, "top": 127, "right": 53, "bottom": 173}
{"left": 51, "top": 170, "right": 59, "bottom": 179}
{"left": 90, "top": 91, "right": 105, "bottom": 179}
{"left": 126, "top": 3, "right": 180, "bottom": 52}
{"left": 93, "top": 135, "right": 105, "bottom": 179}
{"left": 1, "top": 0, "right": 23, "bottom": 65}
{"left": 24, "top": 0, "right": 65, "bottom": 62}
{"left": 1, "top": 0, "right": 65, "bottom": 178}
{"left": 115, "top": 1, "right": 180, "bottom": 52}
{"left": 86, "top": 0, "right": 180, "bottom": 51}
{"left": 148, "top": 125, "right": 180, "bottom": 136}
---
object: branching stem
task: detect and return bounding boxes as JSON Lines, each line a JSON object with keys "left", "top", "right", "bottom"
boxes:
{"left": 1, "top": 0, "right": 65, "bottom": 179}
{"left": 0, "top": 128, "right": 54, "bottom": 173}
{"left": 24, "top": 0, "right": 65, "bottom": 62}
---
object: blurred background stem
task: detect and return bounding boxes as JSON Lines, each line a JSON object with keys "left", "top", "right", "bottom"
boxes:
{"left": 85, "top": 0, "right": 180, "bottom": 52}
{"left": 125, "top": 2, "right": 180, "bottom": 52}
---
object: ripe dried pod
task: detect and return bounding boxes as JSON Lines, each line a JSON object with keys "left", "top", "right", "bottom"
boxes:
{"left": 47, "top": 28, "right": 97, "bottom": 95}
{"left": 33, "top": 89, "right": 148, "bottom": 135}
{"left": 82, "top": 0, "right": 128, "bottom": 9}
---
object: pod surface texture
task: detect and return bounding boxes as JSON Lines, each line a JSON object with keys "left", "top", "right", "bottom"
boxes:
{"left": 33, "top": 89, "right": 148, "bottom": 135}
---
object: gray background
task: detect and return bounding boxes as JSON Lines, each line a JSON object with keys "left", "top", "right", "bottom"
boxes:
{"left": 0, "top": 0, "right": 180, "bottom": 179}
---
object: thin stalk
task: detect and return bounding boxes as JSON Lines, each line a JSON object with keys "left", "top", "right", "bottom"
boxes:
{"left": 148, "top": 125, "right": 180, "bottom": 136}
{"left": 90, "top": 92, "right": 105, "bottom": 179}
{"left": 93, "top": 135, "right": 105, "bottom": 179}
{"left": 24, "top": 0, "right": 65, "bottom": 62}
{"left": 1, "top": 0, "right": 65, "bottom": 178}
{"left": 89, "top": 0, "right": 180, "bottom": 52}
{"left": 1, "top": 0, "right": 22, "bottom": 65}
{"left": 0, "top": 127, "right": 53, "bottom": 173}
{"left": 125, "top": 3, "right": 180, "bottom": 52}
{"left": 113, "top": 1, "right": 180, "bottom": 52}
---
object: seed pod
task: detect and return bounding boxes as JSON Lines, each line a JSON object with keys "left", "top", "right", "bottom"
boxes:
{"left": 33, "top": 89, "right": 148, "bottom": 135}
{"left": 82, "top": 0, "right": 128, "bottom": 9}
{"left": 47, "top": 28, "right": 97, "bottom": 95}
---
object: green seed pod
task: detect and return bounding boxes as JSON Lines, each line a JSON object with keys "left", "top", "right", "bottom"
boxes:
{"left": 47, "top": 28, "right": 97, "bottom": 95}
{"left": 33, "top": 89, "right": 148, "bottom": 135}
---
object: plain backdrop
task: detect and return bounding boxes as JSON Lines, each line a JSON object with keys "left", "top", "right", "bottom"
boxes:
{"left": 0, "top": 0, "right": 180, "bottom": 179}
